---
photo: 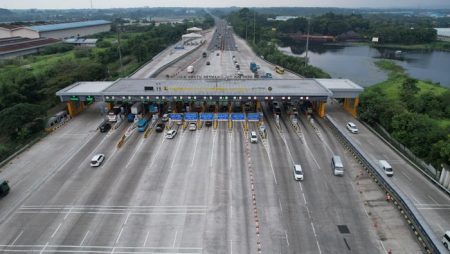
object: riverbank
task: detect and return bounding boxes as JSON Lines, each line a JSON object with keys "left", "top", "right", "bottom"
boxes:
{"left": 358, "top": 59, "right": 450, "bottom": 167}
{"left": 367, "top": 41, "right": 450, "bottom": 52}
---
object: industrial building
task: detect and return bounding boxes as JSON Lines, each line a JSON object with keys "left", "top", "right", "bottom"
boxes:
{"left": 0, "top": 37, "right": 60, "bottom": 59}
{"left": 0, "top": 20, "right": 111, "bottom": 39}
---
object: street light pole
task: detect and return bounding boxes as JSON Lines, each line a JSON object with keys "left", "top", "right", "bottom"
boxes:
{"left": 305, "top": 17, "right": 310, "bottom": 67}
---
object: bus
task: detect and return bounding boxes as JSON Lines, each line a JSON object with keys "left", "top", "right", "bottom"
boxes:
{"left": 275, "top": 65, "right": 285, "bottom": 74}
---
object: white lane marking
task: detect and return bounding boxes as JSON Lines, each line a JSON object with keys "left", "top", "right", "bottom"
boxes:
{"left": 276, "top": 127, "right": 295, "bottom": 164}
{"left": 172, "top": 230, "right": 178, "bottom": 248}
{"left": 191, "top": 131, "right": 200, "bottom": 167}
{"left": 22, "top": 205, "right": 207, "bottom": 208}
{"left": 39, "top": 242, "right": 49, "bottom": 254}
{"left": 262, "top": 138, "right": 278, "bottom": 185}
{"left": 295, "top": 126, "right": 321, "bottom": 170}
{"left": 436, "top": 224, "right": 444, "bottom": 233}
{"left": 362, "top": 206, "right": 370, "bottom": 218}
{"left": 11, "top": 230, "right": 23, "bottom": 245}
{"left": 124, "top": 213, "right": 130, "bottom": 225}
{"left": 51, "top": 223, "right": 62, "bottom": 238}
{"left": 408, "top": 193, "right": 420, "bottom": 204}
{"left": 310, "top": 222, "right": 322, "bottom": 254}
{"left": 146, "top": 137, "right": 165, "bottom": 170}
{"left": 278, "top": 198, "right": 283, "bottom": 214}
{"left": 0, "top": 244, "right": 203, "bottom": 250}
{"left": 169, "top": 130, "right": 184, "bottom": 170}
{"left": 302, "top": 193, "right": 307, "bottom": 205}
{"left": 125, "top": 139, "right": 144, "bottom": 168}
{"left": 63, "top": 206, "right": 73, "bottom": 220}
{"left": 16, "top": 211, "right": 207, "bottom": 215}
{"left": 79, "top": 231, "right": 89, "bottom": 246}
{"left": 115, "top": 228, "right": 124, "bottom": 244}
{"left": 398, "top": 170, "right": 412, "bottom": 181}
{"left": 299, "top": 182, "right": 303, "bottom": 191}
{"left": 210, "top": 130, "right": 217, "bottom": 168}
{"left": 427, "top": 195, "right": 439, "bottom": 205}
{"left": 143, "top": 231, "right": 150, "bottom": 247}
{"left": 379, "top": 240, "right": 388, "bottom": 253}
{"left": 284, "top": 231, "right": 290, "bottom": 246}
{"left": 230, "top": 240, "right": 232, "bottom": 254}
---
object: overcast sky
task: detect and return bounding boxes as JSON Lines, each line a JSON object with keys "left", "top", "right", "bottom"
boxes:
{"left": 2, "top": 0, "right": 450, "bottom": 9}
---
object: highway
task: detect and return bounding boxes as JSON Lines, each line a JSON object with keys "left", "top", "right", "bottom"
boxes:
{"left": 0, "top": 17, "right": 440, "bottom": 254}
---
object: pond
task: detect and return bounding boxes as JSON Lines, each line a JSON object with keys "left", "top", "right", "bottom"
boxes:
{"left": 282, "top": 44, "right": 450, "bottom": 87}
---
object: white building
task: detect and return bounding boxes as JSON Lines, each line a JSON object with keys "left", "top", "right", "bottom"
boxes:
{"left": 0, "top": 20, "right": 111, "bottom": 39}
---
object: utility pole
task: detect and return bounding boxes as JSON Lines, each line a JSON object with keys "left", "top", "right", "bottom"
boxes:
{"left": 253, "top": 11, "right": 256, "bottom": 45}
{"left": 90, "top": 0, "right": 93, "bottom": 9}
{"left": 117, "top": 23, "right": 123, "bottom": 71}
{"left": 305, "top": 17, "right": 311, "bottom": 67}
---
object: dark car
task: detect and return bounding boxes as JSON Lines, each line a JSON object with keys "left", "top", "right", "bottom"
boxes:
{"left": 99, "top": 122, "right": 111, "bottom": 133}
{"left": 205, "top": 121, "right": 213, "bottom": 127}
{"left": 0, "top": 180, "right": 10, "bottom": 198}
{"left": 155, "top": 123, "right": 165, "bottom": 132}
{"left": 206, "top": 61, "right": 210, "bottom": 65}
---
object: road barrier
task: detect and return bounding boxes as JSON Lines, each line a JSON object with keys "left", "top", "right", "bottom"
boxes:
{"left": 325, "top": 115, "right": 446, "bottom": 254}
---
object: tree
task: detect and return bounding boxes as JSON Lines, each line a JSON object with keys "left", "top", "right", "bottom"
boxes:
{"left": 0, "top": 103, "right": 46, "bottom": 138}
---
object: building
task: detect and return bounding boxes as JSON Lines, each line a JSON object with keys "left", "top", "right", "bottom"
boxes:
{"left": 0, "top": 20, "right": 111, "bottom": 40}
{"left": 0, "top": 37, "right": 60, "bottom": 59}
{"left": 267, "top": 16, "right": 298, "bottom": 22}
{"left": 435, "top": 28, "right": 450, "bottom": 41}
{"left": 64, "top": 38, "right": 98, "bottom": 47}
{"left": 186, "top": 27, "right": 202, "bottom": 33}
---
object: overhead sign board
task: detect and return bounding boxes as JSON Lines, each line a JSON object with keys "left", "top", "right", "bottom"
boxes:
{"left": 170, "top": 113, "right": 183, "bottom": 121}
{"left": 217, "top": 113, "right": 229, "bottom": 121}
{"left": 247, "top": 113, "right": 260, "bottom": 121}
{"left": 231, "top": 113, "right": 245, "bottom": 121}
{"left": 185, "top": 113, "right": 198, "bottom": 121}
{"left": 200, "top": 113, "right": 214, "bottom": 121}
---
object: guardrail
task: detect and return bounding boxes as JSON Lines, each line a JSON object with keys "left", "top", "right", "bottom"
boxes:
{"left": 325, "top": 115, "right": 446, "bottom": 254}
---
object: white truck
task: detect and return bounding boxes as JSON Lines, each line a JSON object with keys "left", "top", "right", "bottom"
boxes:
{"left": 187, "top": 65, "right": 194, "bottom": 73}
{"left": 107, "top": 106, "right": 121, "bottom": 122}
{"left": 131, "top": 102, "right": 143, "bottom": 115}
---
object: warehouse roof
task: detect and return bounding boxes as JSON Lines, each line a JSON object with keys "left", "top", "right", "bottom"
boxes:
{"left": 28, "top": 20, "right": 111, "bottom": 32}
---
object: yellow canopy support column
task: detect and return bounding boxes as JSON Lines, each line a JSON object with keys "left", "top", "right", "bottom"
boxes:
{"left": 228, "top": 119, "right": 233, "bottom": 129}
{"left": 255, "top": 100, "right": 260, "bottom": 111}
{"left": 318, "top": 101, "right": 326, "bottom": 118}
{"left": 66, "top": 101, "right": 85, "bottom": 117}
{"left": 343, "top": 97, "right": 359, "bottom": 117}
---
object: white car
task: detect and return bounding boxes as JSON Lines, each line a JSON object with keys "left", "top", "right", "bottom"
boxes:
{"left": 90, "top": 154, "right": 105, "bottom": 167}
{"left": 293, "top": 164, "right": 304, "bottom": 181}
{"left": 346, "top": 122, "right": 359, "bottom": 134}
{"left": 189, "top": 122, "right": 197, "bottom": 131}
{"left": 161, "top": 114, "right": 169, "bottom": 122}
{"left": 165, "top": 129, "right": 177, "bottom": 139}
{"left": 250, "top": 131, "right": 258, "bottom": 143}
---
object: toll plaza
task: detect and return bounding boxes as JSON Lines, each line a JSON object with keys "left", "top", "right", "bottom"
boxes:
{"left": 56, "top": 78, "right": 363, "bottom": 118}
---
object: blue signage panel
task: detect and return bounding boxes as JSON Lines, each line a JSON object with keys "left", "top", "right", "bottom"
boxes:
{"left": 185, "top": 113, "right": 198, "bottom": 121}
{"left": 170, "top": 113, "right": 182, "bottom": 121}
{"left": 217, "top": 113, "right": 229, "bottom": 121}
{"left": 200, "top": 113, "right": 214, "bottom": 121}
{"left": 247, "top": 113, "right": 260, "bottom": 121}
{"left": 231, "top": 113, "right": 245, "bottom": 121}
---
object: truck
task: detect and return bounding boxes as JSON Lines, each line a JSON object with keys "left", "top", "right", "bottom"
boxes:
{"left": 187, "top": 65, "right": 194, "bottom": 73}
{"left": 107, "top": 106, "right": 121, "bottom": 122}
{"left": 0, "top": 180, "right": 9, "bottom": 198}
{"left": 250, "top": 62, "right": 258, "bottom": 73}
{"left": 137, "top": 118, "right": 149, "bottom": 132}
{"left": 131, "top": 102, "right": 143, "bottom": 115}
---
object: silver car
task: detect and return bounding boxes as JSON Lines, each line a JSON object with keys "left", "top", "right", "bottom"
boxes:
{"left": 346, "top": 122, "right": 358, "bottom": 134}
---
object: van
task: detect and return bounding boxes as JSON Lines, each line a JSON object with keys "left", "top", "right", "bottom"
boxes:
{"left": 379, "top": 160, "right": 393, "bottom": 177}
{"left": 443, "top": 231, "right": 450, "bottom": 250}
{"left": 293, "top": 164, "right": 304, "bottom": 181}
{"left": 331, "top": 155, "right": 344, "bottom": 176}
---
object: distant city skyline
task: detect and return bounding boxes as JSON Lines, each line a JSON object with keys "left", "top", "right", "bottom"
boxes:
{"left": 1, "top": 0, "right": 450, "bottom": 9}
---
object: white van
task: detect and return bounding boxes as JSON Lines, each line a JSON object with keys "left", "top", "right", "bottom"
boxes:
{"left": 442, "top": 230, "right": 450, "bottom": 250}
{"left": 331, "top": 155, "right": 344, "bottom": 176}
{"left": 379, "top": 160, "right": 393, "bottom": 177}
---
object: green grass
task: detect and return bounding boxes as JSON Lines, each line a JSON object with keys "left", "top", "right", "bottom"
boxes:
{"left": 371, "top": 40, "right": 450, "bottom": 52}
{"left": 372, "top": 59, "right": 450, "bottom": 127}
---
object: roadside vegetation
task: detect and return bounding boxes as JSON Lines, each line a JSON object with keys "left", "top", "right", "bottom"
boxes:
{"left": 226, "top": 8, "right": 330, "bottom": 78}
{"left": 0, "top": 15, "right": 214, "bottom": 162}
{"left": 358, "top": 60, "right": 450, "bottom": 168}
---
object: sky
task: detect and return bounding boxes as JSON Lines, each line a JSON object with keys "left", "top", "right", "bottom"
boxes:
{"left": 1, "top": 0, "right": 450, "bottom": 9}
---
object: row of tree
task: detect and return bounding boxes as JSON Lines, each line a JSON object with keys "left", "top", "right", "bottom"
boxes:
{"left": 358, "top": 79, "right": 450, "bottom": 168}
{"left": 271, "top": 12, "right": 437, "bottom": 44}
